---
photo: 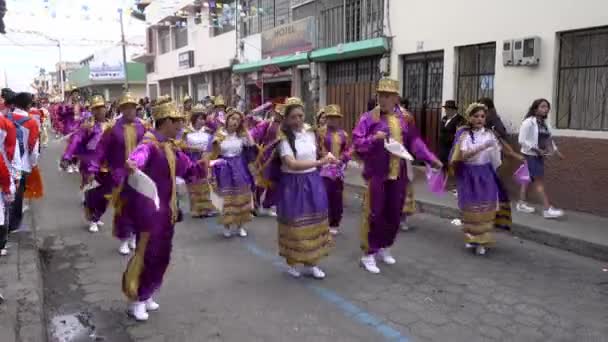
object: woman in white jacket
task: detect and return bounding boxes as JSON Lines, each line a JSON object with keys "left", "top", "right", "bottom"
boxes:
{"left": 517, "top": 99, "right": 564, "bottom": 219}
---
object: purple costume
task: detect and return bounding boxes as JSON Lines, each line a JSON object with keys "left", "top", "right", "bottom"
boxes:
{"left": 90, "top": 117, "right": 146, "bottom": 241}
{"left": 62, "top": 118, "right": 113, "bottom": 222}
{"left": 250, "top": 119, "right": 281, "bottom": 209}
{"left": 122, "top": 130, "right": 204, "bottom": 302}
{"left": 58, "top": 104, "right": 80, "bottom": 135}
{"left": 353, "top": 107, "right": 436, "bottom": 254}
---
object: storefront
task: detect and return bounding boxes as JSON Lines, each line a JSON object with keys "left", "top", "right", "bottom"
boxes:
{"left": 210, "top": 68, "right": 233, "bottom": 106}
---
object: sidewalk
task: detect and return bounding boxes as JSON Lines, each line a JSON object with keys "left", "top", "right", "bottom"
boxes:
{"left": 0, "top": 212, "right": 46, "bottom": 342}
{"left": 344, "top": 164, "right": 608, "bottom": 262}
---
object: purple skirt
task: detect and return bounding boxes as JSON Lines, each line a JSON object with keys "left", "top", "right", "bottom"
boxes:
{"left": 212, "top": 155, "right": 254, "bottom": 196}
{"left": 277, "top": 171, "right": 332, "bottom": 265}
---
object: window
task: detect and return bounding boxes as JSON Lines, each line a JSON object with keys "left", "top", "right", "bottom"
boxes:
{"left": 210, "top": 1, "right": 236, "bottom": 36}
{"left": 174, "top": 25, "right": 188, "bottom": 49}
{"left": 457, "top": 43, "right": 496, "bottom": 110}
{"left": 317, "top": 0, "right": 383, "bottom": 49}
{"left": 146, "top": 62, "right": 155, "bottom": 74}
{"left": 241, "top": 0, "right": 291, "bottom": 37}
{"left": 158, "top": 28, "right": 170, "bottom": 54}
{"left": 557, "top": 26, "right": 608, "bottom": 131}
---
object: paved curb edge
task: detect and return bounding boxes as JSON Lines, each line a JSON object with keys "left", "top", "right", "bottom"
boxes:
{"left": 344, "top": 182, "right": 608, "bottom": 262}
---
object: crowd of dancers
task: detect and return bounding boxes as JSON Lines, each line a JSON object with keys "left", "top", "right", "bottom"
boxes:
{"left": 0, "top": 76, "right": 563, "bottom": 322}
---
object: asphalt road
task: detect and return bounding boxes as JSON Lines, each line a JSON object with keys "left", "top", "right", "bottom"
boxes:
{"left": 38, "top": 140, "right": 608, "bottom": 342}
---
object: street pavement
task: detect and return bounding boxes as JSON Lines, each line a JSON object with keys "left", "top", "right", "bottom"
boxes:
{"left": 37, "top": 140, "right": 608, "bottom": 342}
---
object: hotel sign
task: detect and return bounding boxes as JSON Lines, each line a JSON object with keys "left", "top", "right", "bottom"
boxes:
{"left": 291, "top": 0, "right": 315, "bottom": 8}
{"left": 261, "top": 16, "right": 316, "bottom": 58}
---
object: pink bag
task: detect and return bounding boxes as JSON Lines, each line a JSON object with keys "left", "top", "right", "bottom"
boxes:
{"left": 514, "top": 162, "right": 531, "bottom": 184}
{"left": 426, "top": 165, "right": 447, "bottom": 195}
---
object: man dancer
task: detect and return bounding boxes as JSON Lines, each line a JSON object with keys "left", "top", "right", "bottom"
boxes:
{"left": 91, "top": 92, "right": 146, "bottom": 255}
{"left": 122, "top": 97, "right": 206, "bottom": 321}
{"left": 353, "top": 77, "right": 442, "bottom": 274}
{"left": 62, "top": 95, "right": 113, "bottom": 233}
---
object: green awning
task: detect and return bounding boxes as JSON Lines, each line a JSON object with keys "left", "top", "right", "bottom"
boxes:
{"left": 310, "top": 37, "right": 388, "bottom": 62}
{"left": 233, "top": 53, "right": 309, "bottom": 73}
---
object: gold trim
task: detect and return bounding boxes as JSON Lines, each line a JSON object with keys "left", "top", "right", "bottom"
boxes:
{"left": 387, "top": 113, "right": 403, "bottom": 180}
{"left": 360, "top": 183, "right": 371, "bottom": 253}
{"left": 122, "top": 232, "right": 150, "bottom": 301}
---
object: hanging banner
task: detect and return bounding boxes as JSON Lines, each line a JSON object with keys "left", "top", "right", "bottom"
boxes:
{"left": 89, "top": 47, "right": 125, "bottom": 81}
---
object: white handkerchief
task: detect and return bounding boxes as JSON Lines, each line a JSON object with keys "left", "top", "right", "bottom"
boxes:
{"left": 384, "top": 138, "right": 414, "bottom": 161}
{"left": 81, "top": 180, "right": 101, "bottom": 193}
{"left": 128, "top": 169, "right": 160, "bottom": 210}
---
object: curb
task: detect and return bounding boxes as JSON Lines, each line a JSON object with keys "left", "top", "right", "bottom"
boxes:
{"left": 344, "top": 182, "right": 608, "bottom": 262}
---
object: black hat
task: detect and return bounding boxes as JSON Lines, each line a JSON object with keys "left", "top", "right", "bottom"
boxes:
{"left": 13, "top": 92, "right": 34, "bottom": 109}
{"left": 442, "top": 100, "right": 458, "bottom": 109}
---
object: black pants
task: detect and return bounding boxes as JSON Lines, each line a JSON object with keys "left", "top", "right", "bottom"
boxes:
{"left": 8, "top": 174, "right": 27, "bottom": 232}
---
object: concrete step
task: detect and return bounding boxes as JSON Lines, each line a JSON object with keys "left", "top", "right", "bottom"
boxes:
{"left": 344, "top": 165, "right": 608, "bottom": 262}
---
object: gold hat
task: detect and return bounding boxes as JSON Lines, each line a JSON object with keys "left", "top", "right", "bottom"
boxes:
{"left": 89, "top": 95, "right": 106, "bottom": 109}
{"left": 183, "top": 95, "right": 192, "bottom": 103}
{"left": 152, "top": 95, "right": 184, "bottom": 121}
{"left": 84, "top": 101, "right": 90, "bottom": 107}
{"left": 118, "top": 92, "right": 138, "bottom": 107}
{"left": 214, "top": 95, "right": 226, "bottom": 107}
{"left": 284, "top": 97, "right": 304, "bottom": 107}
{"left": 324, "top": 104, "right": 342, "bottom": 118}
{"left": 191, "top": 103, "right": 207, "bottom": 114}
{"left": 376, "top": 77, "right": 400, "bottom": 95}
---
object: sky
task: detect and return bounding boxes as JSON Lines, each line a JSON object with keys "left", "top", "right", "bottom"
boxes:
{"left": 0, "top": 0, "right": 146, "bottom": 92}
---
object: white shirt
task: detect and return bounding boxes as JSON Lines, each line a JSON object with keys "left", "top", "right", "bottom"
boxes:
{"left": 518, "top": 117, "right": 558, "bottom": 156}
{"left": 186, "top": 128, "right": 213, "bottom": 151}
{"left": 219, "top": 131, "right": 251, "bottom": 157}
{"left": 460, "top": 128, "right": 502, "bottom": 169}
{"left": 280, "top": 129, "right": 317, "bottom": 173}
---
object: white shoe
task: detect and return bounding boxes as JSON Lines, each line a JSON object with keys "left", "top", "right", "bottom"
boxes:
{"left": 305, "top": 266, "right": 326, "bottom": 279}
{"left": 22, "top": 204, "right": 30, "bottom": 213}
{"left": 223, "top": 229, "right": 232, "bottom": 238}
{"left": 475, "top": 246, "right": 487, "bottom": 255}
{"left": 360, "top": 255, "right": 380, "bottom": 274}
{"left": 118, "top": 242, "right": 130, "bottom": 255}
{"left": 145, "top": 298, "right": 159, "bottom": 311}
{"left": 96, "top": 221, "right": 105, "bottom": 226}
{"left": 465, "top": 243, "right": 475, "bottom": 249}
{"left": 129, "top": 301, "right": 149, "bottom": 321}
{"left": 329, "top": 228, "right": 339, "bottom": 235}
{"left": 400, "top": 222, "right": 410, "bottom": 231}
{"left": 543, "top": 207, "right": 564, "bottom": 219}
{"left": 516, "top": 201, "right": 536, "bottom": 214}
{"left": 238, "top": 228, "right": 248, "bottom": 237}
{"left": 378, "top": 248, "right": 396, "bottom": 265}
{"left": 67, "top": 167, "right": 74, "bottom": 174}
{"left": 0, "top": 249, "right": 7, "bottom": 256}
{"left": 88, "top": 222, "right": 99, "bottom": 233}
{"left": 128, "top": 236, "right": 136, "bottom": 250}
{"left": 257, "top": 207, "right": 277, "bottom": 217}
{"left": 286, "top": 265, "right": 301, "bottom": 278}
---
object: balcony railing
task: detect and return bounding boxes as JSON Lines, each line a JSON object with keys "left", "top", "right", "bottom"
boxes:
{"left": 317, "top": 0, "right": 384, "bottom": 49}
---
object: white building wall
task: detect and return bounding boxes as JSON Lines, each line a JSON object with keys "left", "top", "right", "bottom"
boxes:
{"left": 240, "top": 33, "right": 262, "bottom": 63}
{"left": 390, "top": 0, "right": 608, "bottom": 139}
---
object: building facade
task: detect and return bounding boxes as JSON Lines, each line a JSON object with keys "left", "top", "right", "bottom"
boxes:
{"left": 390, "top": 0, "right": 608, "bottom": 216}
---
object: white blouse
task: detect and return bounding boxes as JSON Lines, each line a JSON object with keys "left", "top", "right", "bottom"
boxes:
{"left": 186, "top": 128, "right": 213, "bottom": 151}
{"left": 460, "top": 128, "right": 502, "bottom": 169}
{"left": 279, "top": 129, "right": 317, "bottom": 173}
{"left": 219, "top": 132, "right": 250, "bottom": 157}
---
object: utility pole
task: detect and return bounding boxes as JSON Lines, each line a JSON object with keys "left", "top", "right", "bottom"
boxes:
{"left": 57, "top": 40, "right": 65, "bottom": 101}
{"left": 119, "top": 8, "right": 129, "bottom": 91}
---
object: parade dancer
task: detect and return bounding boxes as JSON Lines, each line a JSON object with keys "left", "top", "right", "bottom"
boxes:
{"left": 212, "top": 95, "right": 227, "bottom": 128}
{"left": 316, "top": 104, "right": 351, "bottom": 235}
{"left": 449, "top": 103, "right": 509, "bottom": 255}
{"left": 251, "top": 104, "right": 284, "bottom": 217}
{"left": 91, "top": 92, "right": 146, "bottom": 255}
{"left": 184, "top": 104, "right": 218, "bottom": 218}
{"left": 259, "top": 98, "right": 335, "bottom": 278}
{"left": 210, "top": 109, "right": 256, "bottom": 237}
{"left": 122, "top": 97, "right": 206, "bottom": 321}
{"left": 6, "top": 93, "right": 40, "bottom": 233}
{"left": 61, "top": 95, "right": 113, "bottom": 232}
{"left": 353, "top": 78, "right": 442, "bottom": 274}
{"left": 0, "top": 112, "right": 17, "bottom": 256}
{"left": 395, "top": 103, "right": 418, "bottom": 231}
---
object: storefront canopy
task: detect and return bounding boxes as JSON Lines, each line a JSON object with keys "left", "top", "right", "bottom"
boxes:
{"left": 233, "top": 53, "right": 310, "bottom": 73}
{"left": 310, "top": 37, "right": 389, "bottom": 62}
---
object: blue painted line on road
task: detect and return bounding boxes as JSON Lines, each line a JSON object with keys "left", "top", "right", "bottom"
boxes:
{"left": 204, "top": 220, "right": 410, "bottom": 342}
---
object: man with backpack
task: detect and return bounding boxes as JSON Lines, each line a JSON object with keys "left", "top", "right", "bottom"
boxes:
{"left": 5, "top": 92, "right": 40, "bottom": 232}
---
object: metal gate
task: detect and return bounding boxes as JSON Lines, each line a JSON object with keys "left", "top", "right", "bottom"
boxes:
{"left": 326, "top": 56, "right": 381, "bottom": 133}
{"left": 402, "top": 51, "right": 444, "bottom": 154}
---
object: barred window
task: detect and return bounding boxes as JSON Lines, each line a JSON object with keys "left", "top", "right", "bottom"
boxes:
{"left": 457, "top": 43, "right": 496, "bottom": 110}
{"left": 557, "top": 26, "right": 608, "bottom": 131}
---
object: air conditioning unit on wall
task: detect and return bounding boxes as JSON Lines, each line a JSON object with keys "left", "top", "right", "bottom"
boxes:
{"left": 512, "top": 36, "right": 541, "bottom": 66}
{"left": 502, "top": 40, "right": 514, "bottom": 66}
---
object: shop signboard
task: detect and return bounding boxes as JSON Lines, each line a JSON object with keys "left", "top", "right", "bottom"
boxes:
{"left": 261, "top": 16, "right": 315, "bottom": 58}
{"left": 291, "top": 0, "right": 315, "bottom": 8}
{"left": 89, "top": 47, "right": 125, "bottom": 81}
